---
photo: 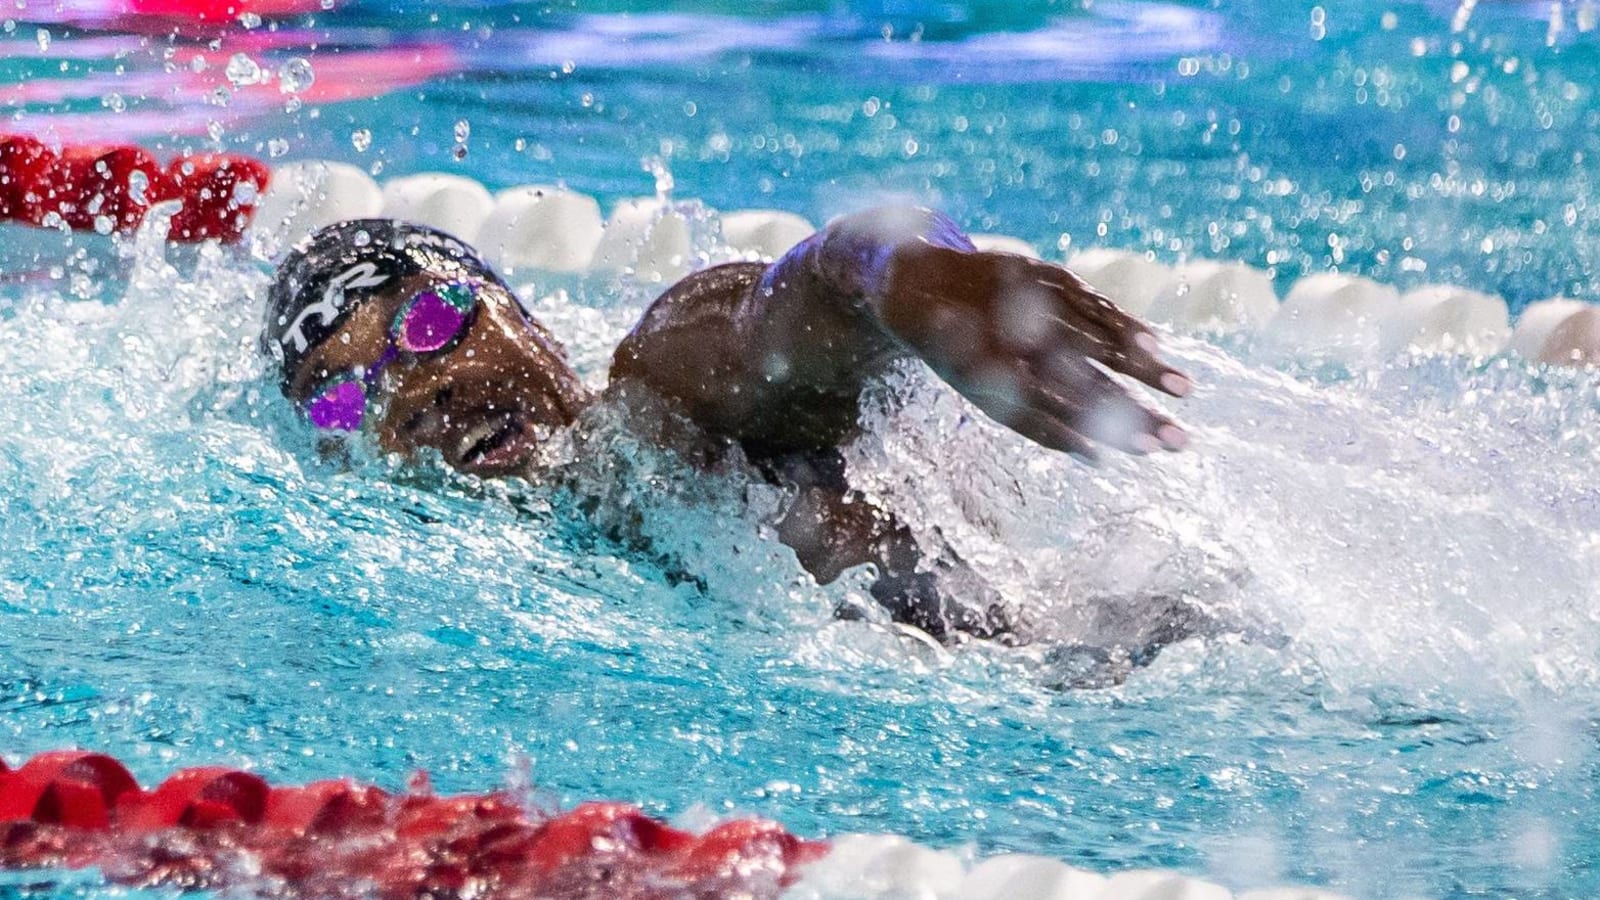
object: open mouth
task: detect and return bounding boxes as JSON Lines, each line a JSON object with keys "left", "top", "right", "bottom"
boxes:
{"left": 455, "top": 412, "right": 534, "bottom": 471}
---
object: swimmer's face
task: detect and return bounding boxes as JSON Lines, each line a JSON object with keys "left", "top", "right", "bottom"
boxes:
{"left": 289, "top": 273, "right": 590, "bottom": 477}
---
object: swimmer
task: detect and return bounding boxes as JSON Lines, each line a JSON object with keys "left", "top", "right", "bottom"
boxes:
{"left": 265, "top": 207, "right": 1191, "bottom": 641}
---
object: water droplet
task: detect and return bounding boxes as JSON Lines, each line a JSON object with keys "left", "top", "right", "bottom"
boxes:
{"left": 189, "top": 54, "right": 207, "bottom": 73}
{"left": 351, "top": 128, "right": 372, "bottom": 152}
{"left": 452, "top": 144, "right": 467, "bottom": 161}
{"left": 207, "top": 120, "right": 224, "bottom": 141}
{"left": 267, "top": 138, "right": 289, "bottom": 157}
{"left": 278, "top": 57, "right": 313, "bottom": 94}
{"left": 236, "top": 11, "right": 261, "bottom": 28}
{"left": 353, "top": 229, "right": 371, "bottom": 247}
{"left": 643, "top": 155, "right": 674, "bottom": 198}
{"left": 453, "top": 118, "right": 471, "bottom": 143}
{"left": 35, "top": 27, "right": 48, "bottom": 51}
{"left": 513, "top": 137, "right": 527, "bottom": 152}
{"left": 102, "top": 92, "right": 125, "bottom": 113}
{"left": 232, "top": 180, "right": 259, "bottom": 205}
{"left": 225, "top": 52, "right": 261, "bottom": 87}
{"left": 2, "top": 20, "right": 14, "bottom": 33}
{"left": 128, "top": 170, "right": 149, "bottom": 204}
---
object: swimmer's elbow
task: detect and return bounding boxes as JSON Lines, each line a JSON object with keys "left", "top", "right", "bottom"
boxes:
{"left": 770, "top": 206, "right": 978, "bottom": 305}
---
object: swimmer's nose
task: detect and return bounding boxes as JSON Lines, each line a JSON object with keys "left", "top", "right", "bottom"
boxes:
{"left": 388, "top": 404, "right": 447, "bottom": 452}
{"left": 374, "top": 376, "right": 461, "bottom": 452}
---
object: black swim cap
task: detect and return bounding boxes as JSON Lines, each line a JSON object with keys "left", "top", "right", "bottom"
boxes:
{"left": 264, "top": 219, "right": 501, "bottom": 388}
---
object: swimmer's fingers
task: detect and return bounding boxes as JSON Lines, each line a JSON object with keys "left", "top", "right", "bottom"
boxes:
{"left": 1004, "top": 408, "right": 1099, "bottom": 463}
{"left": 949, "top": 361, "right": 1098, "bottom": 461}
{"left": 964, "top": 355, "right": 1179, "bottom": 459}
{"left": 1100, "top": 327, "right": 1192, "bottom": 399}
{"left": 1026, "top": 356, "right": 1187, "bottom": 455}
{"left": 884, "top": 245, "right": 1189, "bottom": 457}
{"left": 1037, "top": 264, "right": 1193, "bottom": 398}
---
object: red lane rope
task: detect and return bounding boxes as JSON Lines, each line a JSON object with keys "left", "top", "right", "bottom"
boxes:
{"left": 119, "top": 0, "right": 330, "bottom": 23}
{"left": 0, "top": 136, "right": 269, "bottom": 243}
{"left": 0, "top": 749, "right": 828, "bottom": 898}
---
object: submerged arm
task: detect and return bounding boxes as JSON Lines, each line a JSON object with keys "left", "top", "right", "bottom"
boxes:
{"left": 610, "top": 205, "right": 1190, "bottom": 459}
{"left": 745, "top": 447, "right": 1009, "bottom": 641}
{"left": 776, "top": 475, "right": 1014, "bottom": 642}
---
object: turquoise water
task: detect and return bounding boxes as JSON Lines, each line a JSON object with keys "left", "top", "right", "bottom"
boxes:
{"left": 5, "top": 1, "right": 1600, "bottom": 897}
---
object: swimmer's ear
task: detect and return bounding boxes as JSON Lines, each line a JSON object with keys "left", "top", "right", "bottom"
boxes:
{"left": 878, "top": 244, "right": 1191, "bottom": 458}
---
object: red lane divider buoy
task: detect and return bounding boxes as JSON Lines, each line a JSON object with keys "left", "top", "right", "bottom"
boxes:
{"left": 0, "top": 751, "right": 140, "bottom": 829}
{"left": 46, "top": 144, "right": 166, "bottom": 233}
{"left": 521, "top": 800, "right": 694, "bottom": 873}
{"left": 165, "top": 153, "right": 271, "bottom": 242}
{"left": 0, "top": 749, "right": 829, "bottom": 898}
{"left": 123, "top": 0, "right": 331, "bottom": 23}
{"left": 261, "top": 778, "right": 389, "bottom": 835}
{"left": 0, "top": 136, "right": 269, "bottom": 243}
{"left": 116, "top": 767, "right": 270, "bottom": 832}
{"left": 0, "top": 135, "right": 57, "bottom": 222}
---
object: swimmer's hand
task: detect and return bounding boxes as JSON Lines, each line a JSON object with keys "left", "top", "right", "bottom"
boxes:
{"left": 877, "top": 244, "right": 1191, "bottom": 461}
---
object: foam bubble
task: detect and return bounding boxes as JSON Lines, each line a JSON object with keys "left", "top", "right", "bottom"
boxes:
{"left": 379, "top": 172, "right": 494, "bottom": 243}
{"left": 1148, "top": 259, "right": 1278, "bottom": 332}
{"left": 1506, "top": 297, "right": 1587, "bottom": 360}
{"left": 971, "top": 233, "right": 1040, "bottom": 259}
{"left": 1387, "top": 284, "right": 1510, "bottom": 356}
{"left": 721, "top": 209, "right": 816, "bottom": 260}
{"left": 592, "top": 196, "right": 695, "bottom": 283}
{"left": 1104, "top": 870, "right": 1233, "bottom": 900}
{"left": 789, "top": 834, "right": 966, "bottom": 899}
{"left": 250, "top": 160, "right": 383, "bottom": 249}
{"left": 959, "top": 853, "right": 1108, "bottom": 900}
{"left": 1537, "top": 305, "right": 1600, "bottom": 368}
{"left": 476, "top": 185, "right": 605, "bottom": 275}
{"left": 1265, "top": 272, "right": 1400, "bottom": 361}
{"left": 1067, "top": 248, "right": 1177, "bottom": 317}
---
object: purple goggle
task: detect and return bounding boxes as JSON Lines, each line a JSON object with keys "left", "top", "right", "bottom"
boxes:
{"left": 303, "top": 280, "right": 479, "bottom": 432}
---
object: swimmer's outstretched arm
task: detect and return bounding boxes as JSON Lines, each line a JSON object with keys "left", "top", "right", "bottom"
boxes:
{"left": 612, "top": 205, "right": 1190, "bottom": 459}
{"left": 611, "top": 206, "right": 1191, "bottom": 639}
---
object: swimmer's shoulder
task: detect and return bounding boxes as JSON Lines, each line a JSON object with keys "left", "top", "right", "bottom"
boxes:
{"left": 609, "top": 261, "right": 768, "bottom": 391}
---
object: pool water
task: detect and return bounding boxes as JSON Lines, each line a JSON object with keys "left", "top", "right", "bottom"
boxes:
{"left": 5, "top": 1, "right": 1600, "bottom": 897}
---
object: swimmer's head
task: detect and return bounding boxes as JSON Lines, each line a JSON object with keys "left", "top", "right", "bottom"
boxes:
{"left": 266, "top": 219, "right": 589, "bottom": 476}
